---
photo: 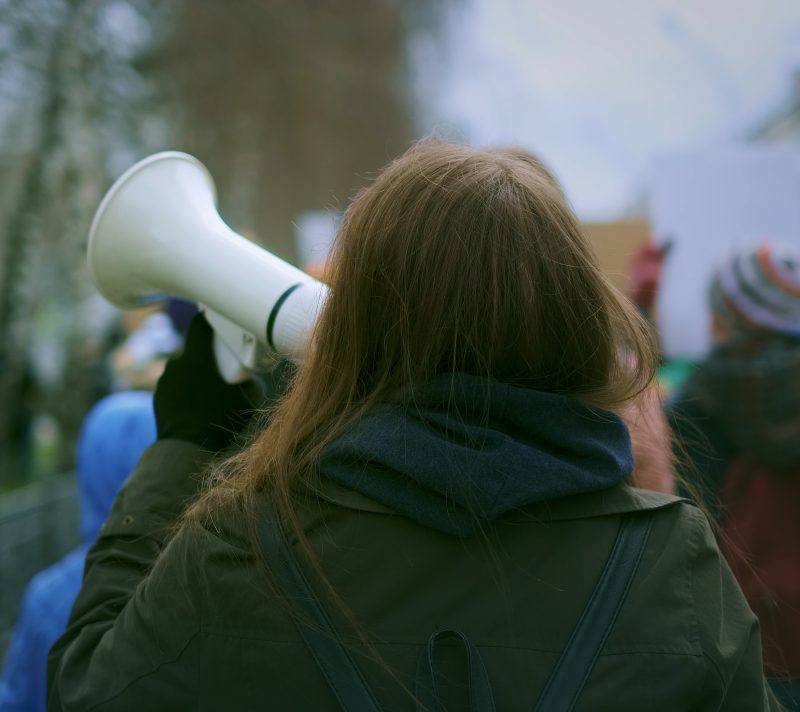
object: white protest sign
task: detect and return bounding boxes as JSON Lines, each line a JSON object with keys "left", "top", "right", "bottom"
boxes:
{"left": 651, "top": 147, "right": 800, "bottom": 358}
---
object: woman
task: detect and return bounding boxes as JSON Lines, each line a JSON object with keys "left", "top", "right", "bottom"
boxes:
{"left": 48, "top": 142, "right": 778, "bottom": 710}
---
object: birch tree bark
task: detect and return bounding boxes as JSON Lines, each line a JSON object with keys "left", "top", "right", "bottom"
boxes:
{"left": 0, "top": 0, "right": 168, "bottom": 485}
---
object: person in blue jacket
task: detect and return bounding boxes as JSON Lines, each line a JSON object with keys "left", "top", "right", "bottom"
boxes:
{"left": 0, "top": 390, "right": 156, "bottom": 712}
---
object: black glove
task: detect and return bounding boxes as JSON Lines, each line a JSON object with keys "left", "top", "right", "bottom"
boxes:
{"left": 154, "top": 314, "right": 269, "bottom": 453}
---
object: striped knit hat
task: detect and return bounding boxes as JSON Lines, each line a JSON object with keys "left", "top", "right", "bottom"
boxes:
{"left": 710, "top": 244, "right": 800, "bottom": 338}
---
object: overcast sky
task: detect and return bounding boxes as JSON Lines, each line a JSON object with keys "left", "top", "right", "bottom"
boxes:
{"left": 413, "top": 0, "right": 800, "bottom": 219}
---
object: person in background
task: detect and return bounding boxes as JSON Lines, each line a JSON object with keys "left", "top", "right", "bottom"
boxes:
{"left": 109, "top": 302, "right": 184, "bottom": 391}
{"left": 0, "top": 391, "right": 156, "bottom": 712}
{"left": 668, "top": 243, "right": 800, "bottom": 710}
{"left": 628, "top": 239, "right": 669, "bottom": 328}
{"left": 628, "top": 239, "right": 695, "bottom": 396}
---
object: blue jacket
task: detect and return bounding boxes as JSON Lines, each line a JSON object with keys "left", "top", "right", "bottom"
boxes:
{"left": 0, "top": 391, "right": 156, "bottom": 712}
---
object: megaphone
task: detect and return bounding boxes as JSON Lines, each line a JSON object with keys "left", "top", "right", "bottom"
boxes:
{"left": 88, "top": 151, "right": 329, "bottom": 382}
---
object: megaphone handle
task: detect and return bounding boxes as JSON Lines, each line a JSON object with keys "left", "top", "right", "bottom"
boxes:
{"left": 212, "top": 332, "right": 253, "bottom": 384}
{"left": 201, "top": 307, "right": 257, "bottom": 384}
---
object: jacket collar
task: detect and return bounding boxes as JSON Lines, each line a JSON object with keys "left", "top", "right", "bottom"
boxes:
{"left": 312, "top": 475, "right": 684, "bottom": 523}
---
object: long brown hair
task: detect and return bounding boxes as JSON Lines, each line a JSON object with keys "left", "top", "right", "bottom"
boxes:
{"left": 185, "top": 138, "right": 658, "bottom": 593}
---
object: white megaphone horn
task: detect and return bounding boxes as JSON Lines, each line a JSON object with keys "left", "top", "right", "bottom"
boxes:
{"left": 88, "top": 151, "right": 329, "bottom": 382}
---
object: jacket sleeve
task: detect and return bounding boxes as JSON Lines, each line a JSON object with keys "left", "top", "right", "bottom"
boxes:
{"left": 46, "top": 439, "right": 212, "bottom": 711}
{"left": 687, "top": 506, "right": 782, "bottom": 711}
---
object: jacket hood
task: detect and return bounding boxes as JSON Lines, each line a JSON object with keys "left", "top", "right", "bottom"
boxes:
{"left": 320, "top": 373, "right": 633, "bottom": 537}
{"left": 75, "top": 391, "right": 157, "bottom": 543}
{"left": 686, "top": 338, "right": 800, "bottom": 470}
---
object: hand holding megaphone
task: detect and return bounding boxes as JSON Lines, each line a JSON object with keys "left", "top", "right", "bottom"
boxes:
{"left": 87, "top": 152, "right": 329, "bottom": 382}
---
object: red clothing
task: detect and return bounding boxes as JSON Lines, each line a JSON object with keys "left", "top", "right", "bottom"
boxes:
{"left": 721, "top": 456, "right": 800, "bottom": 676}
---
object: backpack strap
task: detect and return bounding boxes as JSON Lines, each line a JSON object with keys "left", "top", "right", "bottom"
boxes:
{"left": 532, "top": 512, "right": 653, "bottom": 712}
{"left": 258, "top": 506, "right": 651, "bottom": 712}
{"left": 257, "top": 508, "right": 383, "bottom": 712}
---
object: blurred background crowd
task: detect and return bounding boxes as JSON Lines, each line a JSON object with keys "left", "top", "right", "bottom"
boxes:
{"left": 1, "top": 0, "right": 800, "bottom": 708}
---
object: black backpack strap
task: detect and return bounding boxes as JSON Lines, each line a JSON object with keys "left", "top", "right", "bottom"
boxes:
{"left": 415, "top": 629, "right": 496, "bottom": 712}
{"left": 533, "top": 512, "right": 653, "bottom": 712}
{"left": 256, "top": 508, "right": 383, "bottom": 712}
{"left": 258, "top": 504, "right": 651, "bottom": 712}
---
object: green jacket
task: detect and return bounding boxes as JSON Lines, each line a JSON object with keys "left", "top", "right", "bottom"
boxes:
{"left": 47, "top": 440, "right": 780, "bottom": 711}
